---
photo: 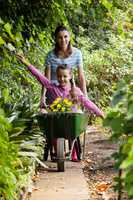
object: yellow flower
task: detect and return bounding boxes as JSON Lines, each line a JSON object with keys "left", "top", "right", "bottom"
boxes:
{"left": 49, "top": 97, "right": 74, "bottom": 113}
{"left": 56, "top": 97, "right": 62, "bottom": 101}
{"left": 53, "top": 109, "right": 58, "bottom": 112}
{"left": 63, "top": 98, "right": 73, "bottom": 106}
{"left": 53, "top": 97, "right": 61, "bottom": 105}
{"left": 61, "top": 107, "right": 65, "bottom": 112}
{"left": 50, "top": 98, "right": 62, "bottom": 110}
{"left": 50, "top": 104, "right": 55, "bottom": 109}
{"left": 66, "top": 101, "right": 73, "bottom": 106}
{"left": 57, "top": 104, "right": 61, "bottom": 108}
{"left": 63, "top": 98, "right": 69, "bottom": 104}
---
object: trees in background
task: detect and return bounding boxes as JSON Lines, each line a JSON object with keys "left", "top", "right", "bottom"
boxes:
{"left": 0, "top": 0, "right": 132, "bottom": 199}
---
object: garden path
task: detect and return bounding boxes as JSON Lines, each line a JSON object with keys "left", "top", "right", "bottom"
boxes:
{"left": 30, "top": 160, "right": 89, "bottom": 200}
{"left": 30, "top": 126, "right": 122, "bottom": 200}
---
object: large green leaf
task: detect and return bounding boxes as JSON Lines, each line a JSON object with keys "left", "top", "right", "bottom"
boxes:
{"left": 0, "top": 36, "right": 5, "bottom": 45}
{"left": 4, "top": 23, "right": 14, "bottom": 40}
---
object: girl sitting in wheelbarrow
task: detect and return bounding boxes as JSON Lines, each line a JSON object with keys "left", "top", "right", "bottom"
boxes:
{"left": 17, "top": 54, "right": 104, "bottom": 161}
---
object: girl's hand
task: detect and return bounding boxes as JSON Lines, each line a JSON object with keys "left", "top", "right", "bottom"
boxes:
{"left": 16, "top": 54, "right": 30, "bottom": 66}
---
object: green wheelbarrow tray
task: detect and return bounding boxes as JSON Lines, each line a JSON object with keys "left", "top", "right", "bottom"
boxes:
{"left": 36, "top": 112, "right": 88, "bottom": 140}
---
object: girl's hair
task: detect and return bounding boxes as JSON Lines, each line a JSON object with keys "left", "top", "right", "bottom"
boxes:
{"left": 56, "top": 64, "right": 71, "bottom": 73}
{"left": 54, "top": 25, "right": 72, "bottom": 57}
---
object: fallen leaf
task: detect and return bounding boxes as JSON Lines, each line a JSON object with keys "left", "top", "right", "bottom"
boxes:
{"left": 96, "top": 182, "right": 111, "bottom": 192}
{"left": 32, "top": 187, "right": 43, "bottom": 192}
{"left": 86, "top": 159, "right": 93, "bottom": 164}
{"left": 32, "top": 175, "right": 40, "bottom": 181}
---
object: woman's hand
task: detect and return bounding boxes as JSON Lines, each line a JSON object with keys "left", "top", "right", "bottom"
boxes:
{"left": 101, "top": 112, "right": 105, "bottom": 119}
{"left": 16, "top": 54, "right": 31, "bottom": 66}
{"left": 70, "top": 86, "right": 78, "bottom": 103}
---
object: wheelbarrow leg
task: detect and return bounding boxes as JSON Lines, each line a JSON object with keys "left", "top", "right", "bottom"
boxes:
{"left": 43, "top": 137, "right": 53, "bottom": 161}
{"left": 82, "top": 131, "right": 86, "bottom": 159}
{"left": 75, "top": 137, "right": 82, "bottom": 160}
{"left": 57, "top": 138, "right": 65, "bottom": 172}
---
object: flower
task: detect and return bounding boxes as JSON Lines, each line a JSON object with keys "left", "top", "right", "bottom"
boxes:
{"left": 48, "top": 97, "right": 74, "bottom": 112}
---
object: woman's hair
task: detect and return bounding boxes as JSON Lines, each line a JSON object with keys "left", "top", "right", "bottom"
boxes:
{"left": 54, "top": 25, "right": 72, "bottom": 57}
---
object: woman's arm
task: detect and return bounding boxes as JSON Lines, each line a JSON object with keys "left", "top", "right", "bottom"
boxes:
{"left": 77, "top": 67, "right": 88, "bottom": 97}
{"left": 45, "top": 65, "right": 51, "bottom": 80}
{"left": 75, "top": 49, "right": 87, "bottom": 96}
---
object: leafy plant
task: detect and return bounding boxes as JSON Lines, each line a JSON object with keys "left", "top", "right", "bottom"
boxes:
{"left": 0, "top": 0, "right": 132, "bottom": 197}
{"left": 0, "top": 109, "right": 19, "bottom": 199}
{"left": 103, "top": 74, "right": 133, "bottom": 199}
{"left": 0, "top": 88, "right": 44, "bottom": 199}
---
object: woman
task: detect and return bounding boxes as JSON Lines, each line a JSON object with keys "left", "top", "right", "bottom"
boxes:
{"left": 40, "top": 24, "right": 88, "bottom": 161}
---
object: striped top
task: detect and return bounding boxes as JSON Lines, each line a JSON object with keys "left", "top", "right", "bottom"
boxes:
{"left": 27, "top": 64, "right": 103, "bottom": 117}
{"left": 45, "top": 47, "right": 83, "bottom": 84}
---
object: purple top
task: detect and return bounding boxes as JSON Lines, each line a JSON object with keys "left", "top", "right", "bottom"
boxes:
{"left": 27, "top": 64, "right": 103, "bottom": 117}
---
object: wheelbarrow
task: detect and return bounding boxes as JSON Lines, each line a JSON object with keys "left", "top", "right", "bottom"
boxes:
{"left": 36, "top": 112, "right": 88, "bottom": 172}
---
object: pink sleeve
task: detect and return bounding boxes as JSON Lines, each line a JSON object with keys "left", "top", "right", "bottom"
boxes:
{"left": 79, "top": 95, "right": 103, "bottom": 116}
{"left": 27, "top": 64, "right": 51, "bottom": 88}
{"left": 75, "top": 88, "right": 103, "bottom": 117}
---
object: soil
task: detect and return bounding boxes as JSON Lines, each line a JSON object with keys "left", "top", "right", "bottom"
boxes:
{"left": 83, "top": 125, "right": 129, "bottom": 200}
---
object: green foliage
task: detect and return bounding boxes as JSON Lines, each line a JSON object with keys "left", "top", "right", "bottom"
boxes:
{"left": 0, "top": 110, "right": 19, "bottom": 199}
{"left": 78, "top": 30, "right": 132, "bottom": 108}
{"left": 0, "top": 91, "right": 44, "bottom": 199}
{"left": 103, "top": 74, "right": 133, "bottom": 198}
{"left": 0, "top": 0, "right": 132, "bottom": 197}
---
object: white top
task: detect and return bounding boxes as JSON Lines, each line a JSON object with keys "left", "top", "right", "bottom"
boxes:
{"left": 45, "top": 47, "right": 83, "bottom": 84}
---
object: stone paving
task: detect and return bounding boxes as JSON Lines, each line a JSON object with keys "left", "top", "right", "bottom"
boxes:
{"left": 31, "top": 160, "right": 89, "bottom": 200}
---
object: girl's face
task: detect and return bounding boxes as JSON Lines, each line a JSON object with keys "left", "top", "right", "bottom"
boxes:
{"left": 57, "top": 68, "right": 71, "bottom": 87}
{"left": 56, "top": 30, "right": 70, "bottom": 50}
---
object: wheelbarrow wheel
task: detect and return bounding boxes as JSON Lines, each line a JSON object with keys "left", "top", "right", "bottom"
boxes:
{"left": 57, "top": 160, "right": 64, "bottom": 172}
{"left": 57, "top": 138, "right": 65, "bottom": 172}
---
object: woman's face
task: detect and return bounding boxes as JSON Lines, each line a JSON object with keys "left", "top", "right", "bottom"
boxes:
{"left": 56, "top": 30, "right": 70, "bottom": 50}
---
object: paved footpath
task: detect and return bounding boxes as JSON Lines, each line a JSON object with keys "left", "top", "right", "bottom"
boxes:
{"left": 31, "top": 160, "right": 89, "bottom": 200}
